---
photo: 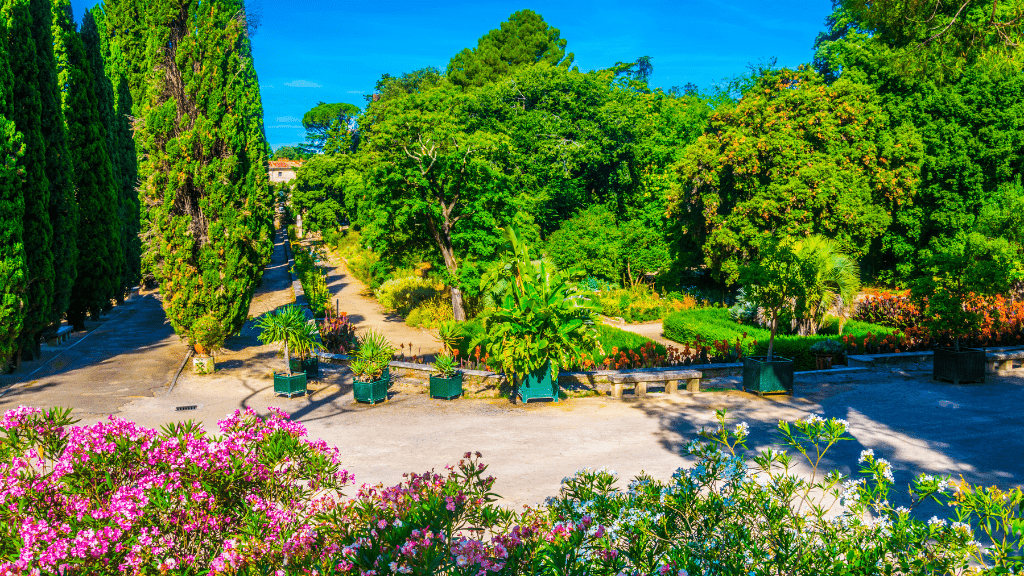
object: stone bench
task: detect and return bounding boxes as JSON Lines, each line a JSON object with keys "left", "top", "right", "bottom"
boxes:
{"left": 45, "top": 325, "right": 73, "bottom": 345}
{"left": 608, "top": 370, "right": 702, "bottom": 399}
{"left": 988, "top": 349, "right": 1024, "bottom": 374}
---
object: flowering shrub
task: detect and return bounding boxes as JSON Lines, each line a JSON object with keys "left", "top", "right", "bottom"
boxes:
{"left": 854, "top": 294, "right": 923, "bottom": 330}
{"left": 4, "top": 407, "right": 1023, "bottom": 574}
{"left": 320, "top": 313, "right": 358, "bottom": 354}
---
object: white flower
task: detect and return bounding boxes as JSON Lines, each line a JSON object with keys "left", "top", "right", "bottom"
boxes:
{"left": 833, "top": 418, "right": 850, "bottom": 430}
{"left": 859, "top": 449, "right": 875, "bottom": 463}
{"left": 735, "top": 422, "right": 750, "bottom": 436}
{"left": 804, "top": 414, "right": 824, "bottom": 424}
{"left": 928, "top": 516, "right": 948, "bottom": 528}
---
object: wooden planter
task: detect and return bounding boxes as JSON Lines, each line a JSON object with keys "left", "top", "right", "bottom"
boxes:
{"left": 354, "top": 367, "right": 390, "bottom": 404}
{"left": 429, "top": 372, "right": 464, "bottom": 400}
{"left": 193, "top": 356, "right": 215, "bottom": 374}
{"left": 742, "top": 356, "right": 794, "bottom": 396}
{"left": 274, "top": 372, "right": 307, "bottom": 398}
{"left": 814, "top": 354, "right": 834, "bottom": 371}
{"left": 517, "top": 361, "right": 559, "bottom": 403}
{"left": 933, "top": 348, "right": 986, "bottom": 384}
{"left": 289, "top": 356, "right": 320, "bottom": 380}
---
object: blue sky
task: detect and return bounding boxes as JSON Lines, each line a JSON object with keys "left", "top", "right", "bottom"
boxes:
{"left": 72, "top": 0, "right": 835, "bottom": 150}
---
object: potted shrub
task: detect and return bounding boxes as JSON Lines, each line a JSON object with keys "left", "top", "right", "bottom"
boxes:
{"left": 351, "top": 330, "right": 394, "bottom": 404}
{"left": 190, "top": 315, "right": 225, "bottom": 374}
{"left": 257, "top": 306, "right": 320, "bottom": 398}
{"left": 429, "top": 353, "right": 463, "bottom": 400}
{"left": 809, "top": 339, "right": 844, "bottom": 370}
{"left": 739, "top": 238, "right": 808, "bottom": 396}
{"left": 913, "top": 232, "right": 1019, "bottom": 384}
{"left": 478, "top": 227, "right": 599, "bottom": 404}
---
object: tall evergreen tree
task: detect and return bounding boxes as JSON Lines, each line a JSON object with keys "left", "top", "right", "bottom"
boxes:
{"left": 52, "top": 0, "right": 119, "bottom": 329}
{"left": 122, "top": 0, "right": 273, "bottom": 336}
{"left": 0, "top": 8, "right": 25, "bottom": 367}
{"left": 82, "top": 10, "right": 131, "bottom": 300}
{"left": 4, "top": 0, "right": 54, "bottom": 359}
{"left": 32, "top": 0, "right": 77, "bottom": 327}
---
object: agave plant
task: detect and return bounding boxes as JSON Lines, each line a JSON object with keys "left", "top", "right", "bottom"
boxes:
{"left": 433, "top": 353, "right": 458, "bottom": 378}
{"left": 434, "top": 321, "right": 464, "bottom": 356}
{"left": 256, "top": 305, "right": 321, "bottom": 374}
{"left": 351, "top": 329, "right": 395, "bottom": 381}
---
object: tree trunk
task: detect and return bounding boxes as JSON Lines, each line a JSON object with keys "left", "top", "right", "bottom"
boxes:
{"left": 284, "top": 341, "right": 292, "bottom": 374}
{"left": 68, "top": 310, "right": 87, "bottom": 331}
{"left": 450, "top": 286, "right": 467, "bottom": 322}
{"left": 427, "top": 215, "right": 466, "bottom": 322}
{"left": 768, "top": 314, "right": 777, "bottom": 362}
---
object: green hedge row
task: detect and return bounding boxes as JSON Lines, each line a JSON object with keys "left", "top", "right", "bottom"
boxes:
{"left": 664, "top": 308, "right": 898, "bottom": 370}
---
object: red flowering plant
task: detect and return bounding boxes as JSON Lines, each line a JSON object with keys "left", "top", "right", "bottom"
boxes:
{"left": 912, "top": 233, "right": 1021, "bottom": 351}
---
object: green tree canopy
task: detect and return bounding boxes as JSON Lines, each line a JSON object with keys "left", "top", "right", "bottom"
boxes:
{"left": 0, "top": 11, "right": 24, "bottom": 365}
{"left": 447, "top": 9, "right": 574, "bottom": 88}
{"left": 671, "top": 67, "right": 922, "bottom": 284}
{"left": 545, "top": 206, "right": 621, "bottom": 282}
{"left": 272, "top": 145, "right": 311, "bottom": 160}
{"left": 301, "top": 101, "right": 360, "bottom": 154}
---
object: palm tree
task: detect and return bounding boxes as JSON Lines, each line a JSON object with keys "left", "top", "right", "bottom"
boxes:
{"left": 256, "top": 306, "right": 321, "bottom": 374}
{"left": 794, "top": 236, "right": 861, "bottom": 336}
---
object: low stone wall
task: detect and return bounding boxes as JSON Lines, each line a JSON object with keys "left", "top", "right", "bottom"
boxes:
{"left": 848, "top": 346, "right": 1024, "bottom": 374}
{"left": 318, "top": 352, "right": 743, "bottom": 397}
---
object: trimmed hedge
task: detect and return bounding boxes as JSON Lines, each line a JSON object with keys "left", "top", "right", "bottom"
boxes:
{"left": 664, "top": 308, "right": 898, "bottom": 370}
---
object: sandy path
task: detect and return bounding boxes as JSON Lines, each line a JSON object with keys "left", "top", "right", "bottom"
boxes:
{"left": 604, "top": 319, "right": 676, "bottom": 348}
{"left": 324, "top": 250, "right": 440, "bottom": 358}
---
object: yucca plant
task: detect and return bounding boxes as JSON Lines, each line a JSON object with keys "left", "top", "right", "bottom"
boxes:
{"left": 433, "top": 353, "right": 458, "bottom": 378}
{"left": 435, "top": 321, "right": 464, "bottom": 356}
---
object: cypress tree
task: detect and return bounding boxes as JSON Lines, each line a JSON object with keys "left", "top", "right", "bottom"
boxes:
{"left": 82, "top": 10, "right": 130, "bottom": 301}
{"left": 0, "top": 8, "right": 25, "bottom": 367}
{"left": 52, "top": 0, "right": 119, "bottom": 329}
{"left": 132, "top": 0, "right": 273, "bottom": 336}
{"left": 4, "top": 0, "right": 54, "bottom": 359}
{"left": 32, "top": 0, "right": 77, "bottom": 326}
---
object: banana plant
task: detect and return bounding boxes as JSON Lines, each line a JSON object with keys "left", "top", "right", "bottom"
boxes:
{"left": 477, "top": 227, "right": 600, "bottom": 385}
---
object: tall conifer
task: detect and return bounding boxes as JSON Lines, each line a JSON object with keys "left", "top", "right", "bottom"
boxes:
{"left": 126, "top": 0, "right": 273, "bottom": 336}
{"left": 4, "top": 0, "right": 54, "bottom": 358}
{"left": 0, "top": 7, "right": 25, "bottom": 366}
{"left": 52, "top": 0, "right": 118, "bottom": 329}
{"left": 32, "top": 0, "right": 77, "bottom": 325}
{"left": 82, "top": 11, "right": 130, "bottom": 300}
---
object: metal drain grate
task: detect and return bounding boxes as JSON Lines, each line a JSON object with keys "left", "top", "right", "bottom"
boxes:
{"left": 175, "top": 405, "right": 198, "bottom": 412}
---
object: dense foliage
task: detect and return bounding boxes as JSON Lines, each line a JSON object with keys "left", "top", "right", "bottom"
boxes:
{"left": 100, "top": 0, "right": 274, "bottom": 338}
{"left": 0, "top": 14, "right": 23, "bottom": 364}
{"left": 4, "top": 406, "right": 1023, "bottom": 574}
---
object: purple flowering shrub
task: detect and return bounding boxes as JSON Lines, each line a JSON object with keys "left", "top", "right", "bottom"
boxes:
{"left": 2, "top": 406, "right": 1023, "bottom": 575}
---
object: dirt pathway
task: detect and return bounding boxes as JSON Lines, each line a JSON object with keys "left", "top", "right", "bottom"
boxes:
{"left": 324, "top": 250, "right": 440, "bottom": 357}
{"left": 605, "top": 319, "right": 676, "bottom": 348}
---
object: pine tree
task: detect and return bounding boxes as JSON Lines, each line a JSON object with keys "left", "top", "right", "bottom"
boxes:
{"left": 32, "top": 0, "right": 77, "bottom": 326}
{"left": 82, "top": 10, "right": 130, "bottom": 300}
{"left": 0, "top": 7, "right": 25, "bottom": 367}
{"left": 124, "top": 0, "right": 273, "bottom": 337}
{"left": 52, "top": 0, "right": 119, "bottom": 329}
{"left": 4, "top": 0, "right": 54, "bottom": 359}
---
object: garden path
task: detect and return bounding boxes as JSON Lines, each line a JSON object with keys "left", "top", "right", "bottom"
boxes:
{"left": 0, "top": 290, "right": 185, "bottom": 418}
{"left": 323, "top": 249, "right": 440, "bottom": 358}
{"left": 605, "top": 319, "right": 676, "bottom": 349}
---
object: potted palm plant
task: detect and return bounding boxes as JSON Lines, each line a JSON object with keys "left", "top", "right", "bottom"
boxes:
{"left": 478, "top": 227, "right": 599, "bottom": 404}
{"left": 913, "top": 232, "right": 1019, "bottom": 384}
{"left": 351, "top": 330, "right": 395, "bottom": 404}
{"left": 429, "top": 321, "right": 465, "bottom": 400}
{"left": 190, "top": 315, "right": 225, "bottom": 374}
{"left": 257, "top": 306, "right": 320, "bottom": 398}
{"left": 809, "top": 339, "right": 844, "bottom": 370}
{"left": 740, "top": 238, "right": 808, "bottom": 396}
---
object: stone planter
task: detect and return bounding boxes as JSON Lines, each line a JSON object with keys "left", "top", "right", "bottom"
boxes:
{"left": 517, "top": 361, "right": 559, "bottom": 403}
{"left": 429, "top": 372, "right": 463, "bottom": 400}
{"left": 742, "top": 356, "right": 794, "bottom": 396}
{"left": 273, "top": 372, "right": 307, "bottom": 398}
{"left": 354, "top": 368, "right": 390, "bottom": 404}
{"left": 193, "top": 356, "right": 215, "bottom": 374}
{"left": 289, "top": 356, "right": 320, "bottom": 380}
{"left": 933, "top": 347, "right": 986, "bottom": 384}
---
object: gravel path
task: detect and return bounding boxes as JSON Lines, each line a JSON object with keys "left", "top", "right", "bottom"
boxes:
{"left": 604, "top": 319, "right": 676, "bottom": 348}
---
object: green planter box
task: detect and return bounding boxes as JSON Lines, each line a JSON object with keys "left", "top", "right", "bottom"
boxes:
{"left": 274, "top": 372, "right": 307, "bottom": 398}
{"left": 517, "top": 361, "right": 559, "bottom": 403}
{"left": 354, "top": 367, "right": 390, "bottom": 404}
{"left": 429, "top": 372, "right": 463, "bottom": 400}
{"left": 933, "top": 348, "right": 986, "bottom": 384}
{"left": 289, "top": 356, "right": 320, "bottom": 380}
{"left": 742, "top": 356, "right": 794, "bottom": 396}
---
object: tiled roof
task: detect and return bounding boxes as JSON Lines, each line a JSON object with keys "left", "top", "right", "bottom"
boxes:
{"left": 268, "top": 160, "right": 305, "bottom": 169}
